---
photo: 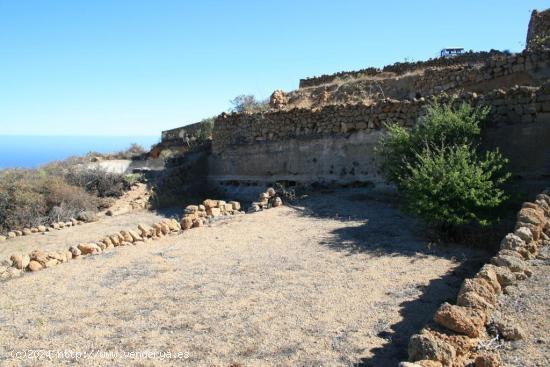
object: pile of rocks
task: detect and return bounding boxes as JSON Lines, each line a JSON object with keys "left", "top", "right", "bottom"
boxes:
{"left": 247, "top": 187, "right": 283, "bottom": 212}
{"left": 180, "top": 199, "right": 243, "bottom": 230}
{"left": 0, "top": 199, "right": 242, "bottom": 282}
{"left": 401, "top": 189, "right": 550, "bottom": 367}
{"left": 0, "top": 216, "right": 93, "bottom": 242}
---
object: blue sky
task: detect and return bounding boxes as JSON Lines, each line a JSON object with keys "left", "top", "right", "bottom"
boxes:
{"left": 0, "top": 0, "right": 546, "bottom": 136}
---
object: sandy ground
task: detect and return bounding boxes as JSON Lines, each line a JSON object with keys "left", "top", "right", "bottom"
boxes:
{"left": 0, "top": 210, "right": 169, "bottom": 259}
{"left": 494, "top": 245, "right": 550, "bottom": 367}
{"left": 0, "top": 189, "right": 489, "bottom": 366}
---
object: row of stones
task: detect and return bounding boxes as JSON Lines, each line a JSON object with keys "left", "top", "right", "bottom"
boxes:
{"left": 0, "top": 216, "right": 93, "bottom": 242}
{"left": 213, "top": 83, "right": 550, "bottom": 153}
{"left": 247, "top": 188, "right": 283, "bottom": 212}
{"left": 400, "top": 189, "right": 550, "bottom": 367}
{"left": 0, "top": 198, "right": 250, "bottom": 282}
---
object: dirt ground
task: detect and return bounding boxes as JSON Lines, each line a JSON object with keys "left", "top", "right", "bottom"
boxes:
{"left": 0, "top": 189, "right": 489, "bottom": 366}
{"left": 0, "top": 210, "right": 169, "bottom": 259}
{"left": 492, "top": 245, "right": 550, "bottom": 367}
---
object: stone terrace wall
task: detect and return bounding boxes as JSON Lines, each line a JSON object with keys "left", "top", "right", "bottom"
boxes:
{"left": 289, "top": 50, "right": 550, "bottom": 104}
{"left": 209, "top": 84, "right": 550, "bottom": 193}
{"left": 213, "top": 84, "right": 550, "bottom": 153}
{"left": 299, "top": 50, "right": 508, "bottom": 89}
{"left": 161, "top": 121, "right": 205, "bottom": 143}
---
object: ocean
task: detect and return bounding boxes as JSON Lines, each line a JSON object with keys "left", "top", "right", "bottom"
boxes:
{"left": 0, "top": 135, "right": 159, "bottom": 169}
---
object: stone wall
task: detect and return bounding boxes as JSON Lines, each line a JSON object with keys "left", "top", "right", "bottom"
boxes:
{"left": 527, "top": 8, "right": 550, "bottom": 50}
{"left": 288, "top": 50, "right": 550, "bottom": 105}
{"left": 209, "top": 83, "right": 550, "bottom": 193}
{"left": 161, "top": 121, "right": 205, "bottom": 143}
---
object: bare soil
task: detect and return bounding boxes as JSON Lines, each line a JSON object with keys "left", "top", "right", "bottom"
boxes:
{"left": 0, "top": 189, "right": 489, "bottom": 366}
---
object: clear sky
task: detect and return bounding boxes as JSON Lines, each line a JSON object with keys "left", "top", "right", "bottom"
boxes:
{"left": 0, "top": 0, "right": 547, "bottom": 136}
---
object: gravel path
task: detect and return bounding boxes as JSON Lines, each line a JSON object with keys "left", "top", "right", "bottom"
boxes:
{"left": 0, "top": 190, "right": 489, "bottom": 366}
{"left": 0, "top": 210, "right": 170, "bottom": 259}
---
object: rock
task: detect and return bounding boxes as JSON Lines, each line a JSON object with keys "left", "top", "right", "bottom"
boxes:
{"left": 77, "top": 211, "right": 99, "bottom": 222}
{"left": 102, "top": 237, "right": 114, "bottom": 248}
{"left": 65, "top": 250, "right": 73, "bottom": 261}
{"left": 7, "top": 231, "right": 16, "bottom": 238}
{"left": 0, "top": 235, "right": 6, "bottom": 242}
{"left": 65, "top": 221, "right": 72, "bottom": 227}
{"left": 408, "top": 332, "right": 455, "bottom": 365}
{"left": 272, "top": 197, "right": 283, "bottom": 207}
{"left": 44, "top": 259, "right": 59, "bottom": 268}
{"left": 31, "top": 227, "right": 38, "bottom": 233}
{"left": 120, "top": 231, "right": 134, "bottom": 243}
{"left": 493, "top": 266, "right": 516, "bottom": 287}
{"left": 138, "top": 224, "right": 153, "bottom": 237}
{"left": 120, "top": 241, "right": 133, "bottom": 246}
{"left": 96, "top": 241, "right": 107, "bottom": 250}
{"left": 266, "top": 187, "right": 276, "bottom": 197}
{"left": 495, "top": 319, "right": 525, "bottom": 340}
{"left": 198, "top": 204, "right": 206, "bottom": 211}
{"left": 475, "top": 265, "right": 502, "bottom": 293}
{"left": 27, "top": 260, "right": 43, "bottom": 272}
{"left": 515, "top": 222, "right": 541, "bottom": 241}
{"left": 181, "top": 217, "right": 194, "bottom": 230}
{"left": 259, "top": 193, "right": 269, "bottom": 200}
{"left": 37, "top": 225, "right": 46, "bottom": 232}
{"left": 70, "top": 218, "right": 78, "bottom": 226}
{"left": 29, "top": 250, "right": 48, "bottom": 265}
{"left": 491, "top": 254, "right": 528, "bottom": 273}
{"left": 514, "top": 226, "right": 534, "bottom": 243}
{"left": 248, "top": 203, "right": 261, "bottom": 212}
{"left": 159, "top": 223, "right": 170, "bottom": 235}
{"left": 207, "top": 207, "right": 221, "bottom": 217}
{"left": 169, "top": 219, "right": 181, "bottom": 231}
{"left": 500, "top": 233, "right": 525, "bottom": 252}
{"left": 192, "top": 219, "right": 204, "bottom": 228}
{"left": 110, "top": 235, "right": 121, "bottom": 246}
{"left": 456, "top": 291, "right": 494, "bottom": 311}
{"left": 77, "top": 243, "right": 101, "bottom": 255}
{"left": 517, "top": 206, "right": 545, "bottom": 226}
{"left": 203, "top": 199, "right": 219, "bottom": 209}
{"left": 475, "top": 353, "right": 502, "bottom": 367}
{"left": 50, "top": 223, "right": 60, "bottom": 230}
{"left": 269, "top": 90, "right": 288, "bottom": 108}
{"left": 499, "top": 249, "right": 524, "bottom": 259}
{"left": 128, "top": 230, "right": 142, "bottom": 242}
{"left": 229, "top": 201, "right": 241, "bottom": 211}
{"left": 433, "top": 303, "right": 485, "bottom": 337}
{"left": 457, "top": 278, "right": 497, "bottom": 307}
{"left": 22, "top": 228, "right": 32, "bottom": 235}
{"left": 185, "top": 205, "right": 199, "bottom": 214}
{"left": 10, "top": 253, "right": 30, "bottom": 270}
{"left": 14, "top": 230, "right": 23, "bottom": 236}
{"left": 58, "top": 222, "right": 65, "bottom": 228}
{"left": 69, "top": 246, "right": 81, "bottom": 257}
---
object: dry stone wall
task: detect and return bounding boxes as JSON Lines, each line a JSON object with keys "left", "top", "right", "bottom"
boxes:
{"left": 161, "top": 121, "right": 206, "bottom": 143}
{"left": 527, "top": 8, "right": 550, "bottom": 50}
{"left": 399, "top": 189, "right": 550, "bottom": 367}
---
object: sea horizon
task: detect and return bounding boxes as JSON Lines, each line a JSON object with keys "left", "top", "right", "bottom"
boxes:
{"left": 0, "top": 134, "right": 159, "bottom": 169}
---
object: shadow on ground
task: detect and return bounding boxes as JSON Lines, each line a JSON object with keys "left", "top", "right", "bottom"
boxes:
{"left": 290, "top": 188, "right": 491, "bottom": 366}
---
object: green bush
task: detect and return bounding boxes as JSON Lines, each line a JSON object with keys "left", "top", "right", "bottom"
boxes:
{"left": 378, "top": 101, "right": 510, "bottom": 229}
{"left": 400, "top": 145, "right": 510, "bottom": 228}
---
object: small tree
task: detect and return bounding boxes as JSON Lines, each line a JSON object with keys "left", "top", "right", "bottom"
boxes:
{"left": 229, "top": 94, "right": 269, "bottom": 113}
{"left": 378, "top": 101, "right": 510, "bottom": 230}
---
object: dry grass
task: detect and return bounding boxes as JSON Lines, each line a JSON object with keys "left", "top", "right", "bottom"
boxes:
{"left": 0, "top": 190, "right": 489, "bottom": 366}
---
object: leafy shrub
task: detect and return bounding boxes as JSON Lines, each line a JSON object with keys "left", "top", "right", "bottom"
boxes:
{"left": 400, "top": 145, "right": 510, "bottom": 228}
{"left": 378, "top": 101, "right": 510, "bottom": 230}
{"left": 230, "top": 94, "right": 269, "bottom": 113}
{"left": 196, "top": 117, "right": 215, "bottom": 143}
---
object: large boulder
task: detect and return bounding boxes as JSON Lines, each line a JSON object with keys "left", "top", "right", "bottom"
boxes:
{"left": 269, "top": 90, "right": 288, "bottom": 109}
{"left": 27, "top": 260, "right": 43, "bottom": 272}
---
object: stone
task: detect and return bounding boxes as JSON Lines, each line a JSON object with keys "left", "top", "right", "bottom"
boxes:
{"left": 248, "top": 203, "right": 261, "bottom": 212}
{"left": 31, "top": 227, "right": 38, "bottom": 233}
{"left": 495, "top": 319, "right": 525, "bottom": 341}
{"left": 259, "top": 193, "right": 269, "bottom": 200}
{"left": 493, "top": 266, "right": 516, "bottom": 287}
{"left": 207, "top": 207, "right": 221, "bottom": 217}
{"left": 29, "top": 250, "right": 48, "bottom": 265}
{"left": 51, "top": 223, "right": 60, "bottom": 230}
{"left": 229, "top": 201, "right": 241, "bottom": 211}
{"left": 14, "top": 230, "right": 23, "bottom": 236}
{"left": 475, "top": 353, "right": 502, "bottom": 367}
{"left": 457, "top": 278, "right": 497, "bottom": 307}
{"left": 266, "top": 187, "right": 276, "bottom": 197}
{"left": 203, "top": 199, "right": 219, "bottom": 209}
{"left": 499, "top": 233, "right": 525, "bottom": 251}
{"left": 408, "top": 332, "right": 455, "bottom": 365}
{"left": 7, "top": 231, "right": 16, "bottom": 238}
{"left": 37, "top": 225, "right": 46, "bottom": 232}
{"left": 102, "top": 237, "right": 114, "bottom": 248}
{"left": 456, "top": 291, "right": 494, "bottom": 311}
{"left": 110, "top": 235, "right": 121, "bottom": 246}
{"left": 58, "top": 222, "right": 65, "bottom": 228}
{"left": 0, "top": 235, "right": 6, "bottom": 242}
{"left": 69, "top": 246, "right": 81, "bottom": 257}
{"left": 192, "top": 219, "right": 204, "bottom": 228}
{"left": 10, "top": 253, "right": 30, "bottom": 270}
{"left": 120, "top": 231, "right": 134, "bottom": 243}
{"left": 517, "top": 206, "right": 545, "bottom": 226}
{"left": 159, "top": 223, "right": 170, "bottom": 235}
{"left": 491, "top": 254, "right": 528, "bottom": 273}
{"left": 138, "top": 224, "right": 153, "bottom": 237}
{"left": 1, "top": 267, "right": 22, "bottom": 280}
{"left": 77, "top": 243, "right": 101, "bottom": 255}
{"left": 70, "top": 218, "right": 78, "bottom": 226}
{"left": 181, "top": 217, "right": 194, "bottom": 230}
{"left": 272, "top": 197, "right": 283, "bottom": 207}
{"left": 514, "top": 226, "right": 534, "bottom": 243}
{"left": 128, "top": 230, "right": 143, "bottom": 242}
{"left": 22, "top": 228, "right": 32, "bottom": 235}
{"left": 433, "top": 303, "right": 485, "bottom": 337}
{"left": 223, "top": 203, "right": 234, "bottom": 213}
{"left": 65, "top": 250, "right": 73, "bottom": 261}
{"left": 27, "top": 260, "right": 43, "bottom": 272}
{"left": 185, "top": 205, "right": 199, "bottom": 214}
{"left": 44, "top": 259, "right": 59, "bottom": 268}
{"left": 97, "top": 241, "right": 107, "bottom": 250}
{"left": 269, "top": 89, "right": 288, "bottom": 108}
{"left": 65, "top": 221, "right": 72, "bottom": 227}
{"left": 47, "top": 251, "right": 65, "bottom": 262}
{"left": 475, "top": 265, "right": 502, "bottom": 293}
